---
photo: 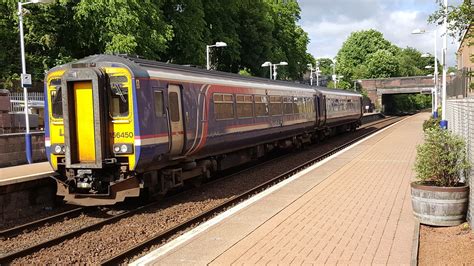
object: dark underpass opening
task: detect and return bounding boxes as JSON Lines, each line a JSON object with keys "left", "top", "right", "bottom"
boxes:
{"left": 382, "top": 93, "right": 432, "bottom": 115}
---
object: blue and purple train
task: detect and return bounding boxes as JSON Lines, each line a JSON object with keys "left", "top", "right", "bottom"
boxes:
{"left": 44, "top": 55, "right": 362, "bottom": 206}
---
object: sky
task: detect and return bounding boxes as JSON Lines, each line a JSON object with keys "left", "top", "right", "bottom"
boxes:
{"left": 298, "top": 0, "right": 461, "bottom": 67}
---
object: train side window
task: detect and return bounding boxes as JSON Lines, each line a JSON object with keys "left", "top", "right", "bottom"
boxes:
{"left": 214, "top": 93, "right": 234, "bottom": 120}
{"left": 283, "top": 97, "right": 293, "bottom": 115}
{"left": 109, "top": 76, "right": 129, "bottom": 118}
{"left": 269, "top": 96, "right": 282, "bottom": 116}
{"left": 254, "top": 95, "right": 268, "bottom": 117}
{"left": 154, "top": 90, "right": 165, "bottom": 117}
{"left": 50, "top": 79, "right": 63, "bottom": 118}
{"left": 169, "top": 92, "right": 180, "bottom": 122}
{"left": 236, "top": 94, "right": 253, "bottom": 118}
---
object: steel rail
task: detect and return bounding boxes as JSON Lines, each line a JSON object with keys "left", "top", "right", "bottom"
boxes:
{"left": 0, "top": 207, "right": 87, "bottom": 240}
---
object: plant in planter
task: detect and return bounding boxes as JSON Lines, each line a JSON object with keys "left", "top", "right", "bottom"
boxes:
{"left": 411, "top": 127, "right": 471, "bottom": 226}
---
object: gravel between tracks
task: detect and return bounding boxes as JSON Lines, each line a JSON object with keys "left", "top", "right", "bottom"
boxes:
{"left": 9, "top": 117, "right": 402, "bottom": 264}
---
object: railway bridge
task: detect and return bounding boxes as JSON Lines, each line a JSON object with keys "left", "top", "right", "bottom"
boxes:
{"left": 360, "top": 76, "right": 446, "bottom": 111}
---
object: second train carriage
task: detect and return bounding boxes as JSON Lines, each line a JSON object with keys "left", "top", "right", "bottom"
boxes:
{"left": 44, "top": 55, "right": 362, "bottom": 206}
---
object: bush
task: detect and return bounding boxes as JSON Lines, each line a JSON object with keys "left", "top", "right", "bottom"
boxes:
{"left": 422, "top": 116, "right": 441, "bottom": 132}
{"left": 414, "top": 127, "right": 471, "bottom": 187}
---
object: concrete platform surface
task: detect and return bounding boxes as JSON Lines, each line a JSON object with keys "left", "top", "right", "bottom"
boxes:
{"left": 133, "top": 113, "right": 428, "bottom": 265}
{"left": 0, "top": 162, "right": 54, "bottom": 186}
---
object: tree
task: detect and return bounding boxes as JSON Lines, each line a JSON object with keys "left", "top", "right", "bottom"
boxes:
{"left": 336, "top": 29, "right": 394, "bottom": 81}
{"left": 398, "top": 47, "right": 434, "bottom": 77}
{"left": 365, "top": 49, "right": 401, "bottom": 78}
{"left": 162, "top": 0, "right": 207, "bottom": 65}
{"left": 265, "top": 0, "right": 312, "bottom": 80}
{"left": 74, "top": 0, "right": 173, "bottom": 60}
{"left": 429, "top": 0, "right": 473, "bottom": 41}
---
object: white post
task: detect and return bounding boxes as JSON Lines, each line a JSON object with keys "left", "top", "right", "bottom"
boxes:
{"left": 433, "top": 28, "right": 439, "bottom": 118}
{"left": 206, "top": 45, "right": 210, "bottom": 70}
{"left": 273, "top": 64, "right": 277, "bottom": 80}
{"left": 18, "top": 1, "right": 32, "bottom": 164}
{"left": 316, "top": 71, "right": 319, "bottom": 86}
{"left": 440, "top": 0, "right": 448, "bottom": 128}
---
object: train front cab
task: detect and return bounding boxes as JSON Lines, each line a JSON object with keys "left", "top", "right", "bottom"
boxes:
{"left": 46, "top": 65, "right": 139, "bottom": 206}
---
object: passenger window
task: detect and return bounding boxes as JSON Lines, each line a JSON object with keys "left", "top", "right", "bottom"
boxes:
{"left": 236, "top": 94, "right": 253, "bottom": 118}
{"left": 109, "top": 76, "right": 129, "bottom": 118}
{"left": 214, "top": 93, "right": 234, "bottom": 120}
{"left": 269, "top": 96, "right": 282, "bottom": 116}
{"left": 50, "top": 79, "right": 63, "bottom": 118}
{"left": 283, "top": 97, "right": 293, "bottom": 115}
{"left": 254, "top": 95, "right": 268, "bottom": 117}
{"left": 154, "top": 91, "right": 165, "bottom": 117}
{"left": 169, "top": 92, "right": 180, "bottom": 122}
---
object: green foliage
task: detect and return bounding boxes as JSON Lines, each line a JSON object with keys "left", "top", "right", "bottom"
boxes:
{"left": 0, "top": 0, "right": 312, "bottom": 87}
{"left": 365, "top": 49, "right": 400, "bottom": 78}
{"left": 334, "top": 30, "right": 438, "bottom": 88}
{"left": 429, "top": 0, "right": 473, "bottom": 41}
{"left": 415, "top": 127, "right": 471, "bottom": 187}
{"left": 387, "top": 94, "right": 432, "bottom": 113}
{"left": 316, "top": 58, "right": 335, "bottom": 76}
{"left": 423, "top": 116, "right": 441, "bottom": 132}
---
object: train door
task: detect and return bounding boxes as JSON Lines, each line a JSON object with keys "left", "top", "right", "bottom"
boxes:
{"left": 168, "top": 85, "right": 184, "bottom": 156}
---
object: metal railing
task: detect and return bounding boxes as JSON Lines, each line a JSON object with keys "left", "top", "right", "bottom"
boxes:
{"left": 447, "top": 67, "right": 473, "bottom": 99}
{"left": 9, "top": 92, "right": 44, "bottom": 113}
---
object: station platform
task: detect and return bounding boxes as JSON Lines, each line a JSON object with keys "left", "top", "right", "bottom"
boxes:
{"left": 0, "top": 162, "right": 53, "bottom": 186}
{"left": 133, "top": 112, "right": 428, "bottom": 265}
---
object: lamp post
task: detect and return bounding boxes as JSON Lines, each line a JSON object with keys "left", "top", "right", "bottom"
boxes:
{"left": 353, "top": 79, "right": 362, "bottom": 92}
{"left": 307, "top": 63, "right": 314, "bottom": 86}
{"left": 261, "top": 61, "right": 272, "bottom": 79}
{"left": 272, "top": 62, "right": 288, "bottom": 80}
{"left": 315, "top": 60, "right": 321, "bottom": 86}
{"left": 412, "top": 27, "right": 439, "bottom": 118}
{"left": 18, "top": 0, "right": 52, "bottom": 164}
{"left": 262, "top": 61, "right": 288, "bottom": 80}
{"left": 440, "top": 0, "right": 448, "bottom": 129}
{"left": 206, "top": 41, "right": 227, "bottom": 70}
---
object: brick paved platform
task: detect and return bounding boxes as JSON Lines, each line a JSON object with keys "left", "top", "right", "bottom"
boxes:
{"left": 133, "top": 113, "right": 428, "bottom": 265}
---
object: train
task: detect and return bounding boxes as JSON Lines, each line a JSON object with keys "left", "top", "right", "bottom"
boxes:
{"left": 44, "top": 55, "right": 362, "bottom": 206}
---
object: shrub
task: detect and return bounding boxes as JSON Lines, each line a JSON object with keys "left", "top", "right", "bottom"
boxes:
{"left": 422, "top": 116, "right": 441, "bottom": 132}
{"left": 414, "top": 127, "right": 471, "bottom": 187}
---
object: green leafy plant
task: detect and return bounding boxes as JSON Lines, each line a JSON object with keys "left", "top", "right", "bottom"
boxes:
{"left": 422, "top": 116, "right": 441, "bottom": 132}
{"left": 415, "top": 127, "right": 471, "bottom": 187}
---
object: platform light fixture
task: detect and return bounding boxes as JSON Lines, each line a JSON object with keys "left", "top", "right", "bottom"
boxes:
{"left": 411, "top": 27, "right": 439, "bottom": 119}
{"left": 206, "top": 41, "right": 227, "bottom": 70}
{"left": 18, "top": 0, "right": 53, "bottom": 164}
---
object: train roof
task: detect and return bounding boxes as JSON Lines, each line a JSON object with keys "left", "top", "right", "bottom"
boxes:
{"left": 49, "top": 54, "right": 361, "bottom": 97}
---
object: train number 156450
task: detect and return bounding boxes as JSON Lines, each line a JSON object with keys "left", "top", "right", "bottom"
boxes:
{"left": 110, "top": 132, "right": 134, "bottom": 138}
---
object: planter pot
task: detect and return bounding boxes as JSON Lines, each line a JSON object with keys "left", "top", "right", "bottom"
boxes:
{"left": 411, "top": 182, "right": 469, "bottom": 226}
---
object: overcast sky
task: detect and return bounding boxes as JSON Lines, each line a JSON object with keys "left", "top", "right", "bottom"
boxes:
{"left": 298, "top": 0, "right": 461, "bottom": 66}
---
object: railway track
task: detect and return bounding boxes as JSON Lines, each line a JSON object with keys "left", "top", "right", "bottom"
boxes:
{"left": 0, "top": 116, "right": 402, "bottom": 265}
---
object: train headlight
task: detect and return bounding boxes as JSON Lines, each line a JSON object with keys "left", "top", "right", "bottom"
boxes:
{"left": 52, "top": 144, "right": 65, "bottom": 155}
{"left": 113, "top": 143, "right": 133, "bottom": 154}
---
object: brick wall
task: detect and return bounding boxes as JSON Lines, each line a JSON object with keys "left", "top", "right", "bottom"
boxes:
{"left": 0, "top": 132, "right": 46, "bottom": 167}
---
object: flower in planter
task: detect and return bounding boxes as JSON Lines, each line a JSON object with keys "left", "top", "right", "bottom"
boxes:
{"left": 414, "top": 127, "right": 471, "bottom": 187}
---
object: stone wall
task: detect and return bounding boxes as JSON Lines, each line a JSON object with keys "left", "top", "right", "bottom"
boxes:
{"left": 0, "top": 132, "right": 46, "bottom": 167}
{"left": 446, "top": 99, "right": 474, "bottom": 228}
{"left": 0, "top": 177, "right": 57, "bottom": 224}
